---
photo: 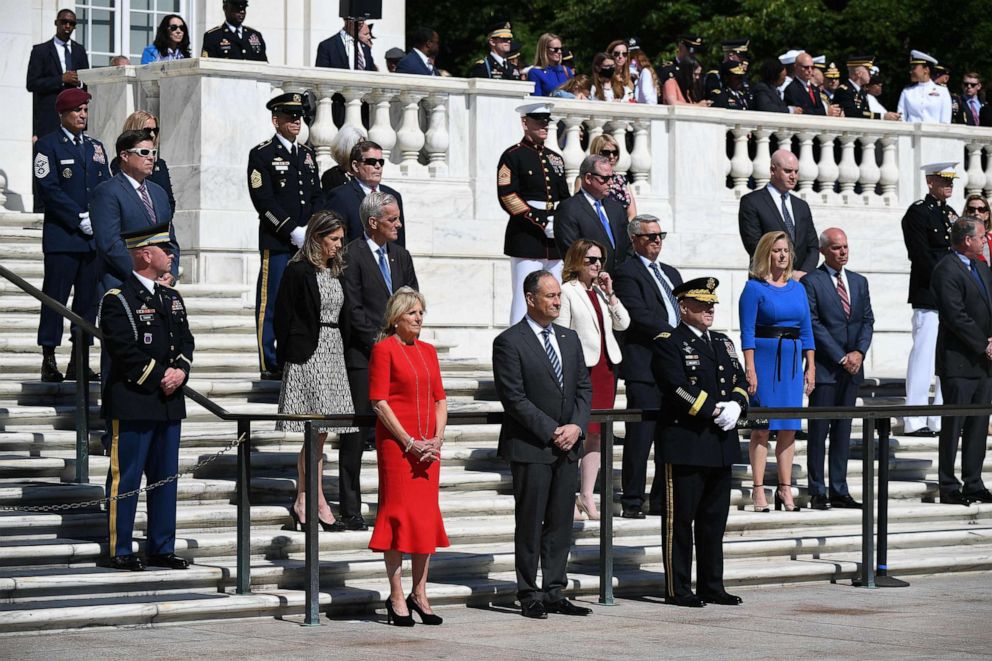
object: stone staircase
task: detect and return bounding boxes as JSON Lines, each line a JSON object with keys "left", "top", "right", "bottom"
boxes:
{"left": 1, "top": 210, "right": 992, "bottom": 634}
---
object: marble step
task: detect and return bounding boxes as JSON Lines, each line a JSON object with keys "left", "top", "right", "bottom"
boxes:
{"left": 0, "top": 293, "right": 248, "bottom": 315}
{"left": 0, "top": 314, "right": 259, "bottom": 335}
{"left": 1, "top": 544, "right": 990, "bottom": 633}
{"left": 0, "top": 227, "right": 42, "bottom": 244}
{"left": 0, "top": 213, "right": 43, "bottom": 230}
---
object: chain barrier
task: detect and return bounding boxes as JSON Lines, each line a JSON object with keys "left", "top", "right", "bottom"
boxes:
{"left": 0, "top": 432, "right": 249, "bottom": 513}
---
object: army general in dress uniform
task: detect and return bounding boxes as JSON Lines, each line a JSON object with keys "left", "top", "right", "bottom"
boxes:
{"left": 469, "top": 21, "right": 520, "bottom": 80}
{"left": 498, "top": 102, "right": 570, "bottom": 325}
{"left": 201, "top": 0, "right": 267, "bottom": 61}
{"left": 247, "top": 92, "right": 321, "bottom": 380}
{"left": 651, "top": 278, "right": 748, "bottom": 608}
{"left": 98, "top": 223, "right": 194, "bottom": 572}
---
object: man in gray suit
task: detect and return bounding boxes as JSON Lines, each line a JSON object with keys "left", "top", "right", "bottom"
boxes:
{"left": 492, "top": 270, "right": 592, "bottom": 619}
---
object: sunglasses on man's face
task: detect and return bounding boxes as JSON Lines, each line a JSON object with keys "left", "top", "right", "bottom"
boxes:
{"left": 360, "top": 158, "right": 385, "bottom": 167}
{"left": 58, "top": 19, "right": 77, "bottom": 27}
{"left": 635, "top": 232, "right": 666, "bottom": 242}
{"left": 126, "top": 147, "right": 158, "bottom": 159}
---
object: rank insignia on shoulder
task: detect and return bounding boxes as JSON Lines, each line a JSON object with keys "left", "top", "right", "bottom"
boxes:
{"left": 250, "top": 169, "right": 263, "bottom": 189}
{"left": 498, "top": 164, "right": 512, "bottom": 186}
{"left": 104, "top": 288, "right": 121, "bottom": 296}
{"left": 655, "top": 332, "right": 671, "bottom": 339}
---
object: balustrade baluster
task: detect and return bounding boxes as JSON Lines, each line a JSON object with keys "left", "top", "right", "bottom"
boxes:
{"left": 730, "top": 127, "right": 753, "bottom": 196}
{"left": 858, "top": 135, "right": 881, "bottom": 203}
{"left": 341, "top": 87, "right": 365, "bottom": 133}
{"left": 309, "top": 86, "right": 338, "bottom": 175}
{"left": 561, "top": 116, "right": 585, "bottom": 184}
{"left": 395, "top": 91, "right": 426, "bottom": 176}
{"left": 628, "top": 119, "right": 651, "bottom": 193}
{"left": 879, "top": 136, "right": 899, "bottom": 201}
{"left": 816, "top": 132, "right": 839, "bottom": 203}
{"left": 965, "top": 142, "right": 986, "bottom": 196}
{"left": 546, "top": 114, "right": 560, "bottom": 155}
{"left": 984, "top": 147, "right": 992, "bottom": 199}
{"left": 365, "top": 90, "right": 397, "bottom": 160}
{"left": 836, "top": 134, "right": 859, "bottom": 198}
{"left": 424, "top": 93, "right": 449, "bottom": 177}
{"left": 586, "top": 119, "right": 606, "bottom": 149}
{"left": 752, "top": 128, "right": 772, "bottom": 189}
{"left": 608, "top": 121, "right": 631, "bottom": 175}
{"left": 796, "top": 131, "right": 818, "bottom": 194}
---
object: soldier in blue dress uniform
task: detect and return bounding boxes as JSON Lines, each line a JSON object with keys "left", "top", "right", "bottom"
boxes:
{"left": 33, "top": 88, "right": 111, "bottom": 382}
{"left": 98, "top": 222, "right": 194, "bottom": 571}
{"left": 247, "top": 92, "right": 322, "bottom": 380}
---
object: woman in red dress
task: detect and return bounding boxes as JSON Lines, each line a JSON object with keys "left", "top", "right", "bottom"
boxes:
{"left": 557, "top": 239, "right": 630, "bottom": 520}
{"left": 368, "top": 287, "right": 449, "bottom": 626}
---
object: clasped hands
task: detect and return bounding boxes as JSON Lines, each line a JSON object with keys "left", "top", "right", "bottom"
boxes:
{"left": 552, "top": 424, "right": 581, "bottom": 452}
{"left": 986, "top": 337, "right": 992, "bottom": 361}
{"left": 160, "top": 367, "right": 186, "bottom": 396}
{"left": 712, "top": 401, "right": 742, "bottom": 431}
{"left": 410, "top": 437, "right": 442, "bottom": 464}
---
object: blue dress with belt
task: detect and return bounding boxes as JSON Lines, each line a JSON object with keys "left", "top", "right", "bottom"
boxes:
{"left": 739, "top": 278, "right": 815, "bottom": 430}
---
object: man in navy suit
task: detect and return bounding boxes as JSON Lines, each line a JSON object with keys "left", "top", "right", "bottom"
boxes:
{"left": 319, "top": 140, "right": 405, "bottom": 246}
{"left": 394, "top": 26, "right": 440, "bottom": 76}
{"left": 33, "top": 88, "right": 111, "bottom": 382}
{"left": 801, "top": 228, "right": 874, "bottom": 510}
{"left": 315, "top": 19, "right": 376, "bottom": 70}
{"left": 91, "top": 129, "right": 179, "bottom": 294}
{"left": 492, "top": 270, "right": 592, "bottom": 619}
{"left": 739, "top": 149, "right": 819, "bottom": 278}
{"left": 554, "top": 154, "right": 630, "bottom": 274}
{"left": 613, "top": 214, "right": 683, "bottom": 518}
{"left": 26, "top": 8, "right": 90, "bottom": 140}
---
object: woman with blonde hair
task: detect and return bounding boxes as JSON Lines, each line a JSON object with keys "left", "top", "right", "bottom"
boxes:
{"left": 738, "top": 231, "right": 815, "bottom": 512}
{"left": 368, "top": 286, "right": 449, "bottom": 626}
{"left": 528, "top": 33, "right": 572, "bottom": 97}
{"left": 573, "top": 134, "right": 638, "bottom": 220}
{"left": 558, "top": 239, "right": 630, "bottom": 519}
{"left": 113, "top": 110, "right": 175, "bottom": 212}
{"left": 630, "top": 49, "right": 660, "bottom": 104}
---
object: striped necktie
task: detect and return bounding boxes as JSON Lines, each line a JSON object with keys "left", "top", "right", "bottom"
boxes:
{"left": 835, "top": 271, "right": 851, "bottom": 317}
{"left": 137, "top": 182, "right": 156, "bottom": 224}
{"left": 541, "top": 328, "right": 563, "bottom": 388}
{"left": 648, "top": 263, "right": 681, "bottom": 324}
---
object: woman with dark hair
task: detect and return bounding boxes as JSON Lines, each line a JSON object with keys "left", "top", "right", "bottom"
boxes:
{"left": 528, "top": 33, "right": 572, "bottom": 97}
{"left": 591, "top": 52, "right": 631, "bottom": 102}
{"left": 605, "top": 39, "right": 634, "bottom": 95}
{"left": 752, "top": 58, "right": 790, "bottom": 113}
{"left": 141, "top": 14, "right": 191, "bottom": 64}
{"left": 663, "top": 58, "right": 709, "bottom": 106}
{"left": 273, "top": 211, "right": 357, "bottom": 531}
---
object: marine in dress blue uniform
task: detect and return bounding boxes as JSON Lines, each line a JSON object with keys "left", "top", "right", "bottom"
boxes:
{"left": 33, "top": 88, "right": 110, "bottom": 382}
{"left": 651, "top": 278, "right": 748, "bottom": 608}
{"left": 98, "top": 223, "right": 194, "bottom": 571}
{"left": 247, "top": 92, "right": 321, "bottom": 379}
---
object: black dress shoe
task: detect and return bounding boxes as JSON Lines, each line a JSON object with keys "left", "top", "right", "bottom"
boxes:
{"left": 645, "top": 506, "right": 663, "bottom": 516}
{"left": 664, "top": 594, "right": 705, "bottom": 608}
{"left": 521, "top": 601, "right": 547, "bottom": 619}
{"left": 341, "top": 515, "right": 369, "bottom": 531}
{"left": 809, "top": 494, "right": 831, "bottom": 510}
{"left": 64, "top": 361, "right": 99, "bottom": 381}
{"left": 146, "top": 553, "right": 190, "bottom": 569}
{"left": 620, "top": 506, "right": 646, "bottom": 519}
{"left": 699, "top": 591, "right": 743, "bottom": 606}
{"left": 941, "top": 490, "right": 972, "bottom": 506}
{"left": 260, "top": 370, "right": 283, "bottom": 381}
{"left": 544, "top": 598, "right": 591, "bottom": 616}
{"left": 962, "top": 488, "right": 992, "bottom": 504}
{"left": 795, "top": 430, "right": 808, "bottom": 440}
{"left": 905, "top": 427, "right": 937, "bottom": 437}
{"left": 41, "top": 354, "right": 64, "bottom": 383}
{"left": 106, "top": 554, "right": 145, "bottom": 571}
{"left": 829, "top": 494, "right": 863, "bottom": 509}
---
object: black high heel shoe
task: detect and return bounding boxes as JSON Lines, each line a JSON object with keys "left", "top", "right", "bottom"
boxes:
{"left": 406, "top": 594, "right": 443, "bottom": 625}
{"left": 774, "top": 485, "right": 801, "bottom": 512}
{"left": 290, "top": 508, "right": 346, "bottom": 532}
{"left": 750, "top": 483, "right": 770, "bottom": 513}
{"left": 385, "top": 598, "right": 415, "bottom": 626}
{"left": 288, "top": 508, "right": 302, "bottom": 531}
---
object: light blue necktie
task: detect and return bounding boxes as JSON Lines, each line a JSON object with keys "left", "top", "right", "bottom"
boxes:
{"left": 594, "top": 200, "right": 615, "bottom": 248}
{"left": 377, "top": 246, "right": 392, "bottom": 294}
{"left": 648, "top": 263, "right": 681, "bottom": 324}
{"left": 541, "top": 328, "right": 563, "bottom": 388}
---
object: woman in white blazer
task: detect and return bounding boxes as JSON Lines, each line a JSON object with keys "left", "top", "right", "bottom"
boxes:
{"left": 558, "top": 239, "right": 630, "bottom": 519}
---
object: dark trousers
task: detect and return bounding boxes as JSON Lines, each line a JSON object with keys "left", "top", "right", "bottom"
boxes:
{"left": 38, "top": 251, "right": 98, "bottom": 347}
{"left": 938, "top": 376, "right": 992, "bottom": 495}
{"left": 255, "top": 249, "right": 291, "bottom": 373}
{"left": 105, "top": 419, "right": 181, "bottom": 557}
{"left": 622, "top": 379, "right": 662, "bottom": 510}
{"left": 510, "top": 455, "right": 578, "bottom": 604}
{"left": 339, "top": 364, "right": 371, "bottom": 518}
{"left": 807, "top": 375, "right": 859, "bottom": 497}
{"left": 660, "top": 463, "right": 731, "bottom": 600}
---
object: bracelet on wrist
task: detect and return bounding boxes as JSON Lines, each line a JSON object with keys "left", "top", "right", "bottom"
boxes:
{"left": 404, "top": 437, "right": 415, "bottom": 453}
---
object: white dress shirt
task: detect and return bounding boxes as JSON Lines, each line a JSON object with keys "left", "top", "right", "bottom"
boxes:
{"left": 525, "top": 315, "right": 562, "bottom": 364}
{"left": 765, "top": 183, "right": 796, "bottom": 226}
{"left": 636, "top": 253, "right": 677, "bottom": 322}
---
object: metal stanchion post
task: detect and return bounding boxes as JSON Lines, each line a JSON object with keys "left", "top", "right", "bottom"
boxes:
{"left": 875, "top": 417, "right": 909, "bottom": 587}
{"left": 854, "top": 417, "right": 876, "bottom": 588}
{"left": 303, "top": 421, "right": 321, "bottom": 625}
{"left": 73, "top": 327, "right": 89, "bottom": 484}
{"left": 236, "top": 420, "right": 252, "bottom": 595}
{"left": 598, "top": 415, "right": 615, "bottom": 605}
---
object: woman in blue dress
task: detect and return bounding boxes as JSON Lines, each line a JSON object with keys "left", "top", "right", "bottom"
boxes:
{"left": 739, "top": 231, "right": 815, "bottom": 512}
{"left": 141, "top": 14, "right": 190, "bottom": 64}
{"left": 528, "top": 33, "right": 572, "bottom": 97}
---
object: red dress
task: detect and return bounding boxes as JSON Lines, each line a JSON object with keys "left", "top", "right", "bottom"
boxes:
{"left": 367, "top": 337, "right": 450, "bottom": 554}
{"left": 586, "top": 289, "right": 616, "bottom": 434}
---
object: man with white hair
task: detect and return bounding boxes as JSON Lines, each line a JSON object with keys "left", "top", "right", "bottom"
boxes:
{"left": 898, "top": 50, "right": 951, "bottom": 123}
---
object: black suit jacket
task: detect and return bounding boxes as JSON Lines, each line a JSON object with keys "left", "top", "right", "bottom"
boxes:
{"left": 340, "top": 237, "right": 418, "bottom": 369}
{"left": 738, "top": 187, "right": 819, "bottom": 273}
{"left": 553, "top": 191, "right": 631, "bottom": 274}
{"left": 613, "top": 256, "right": 683, "bottom": 383}
{"left": 320, "top": 179, "right": 406, "bottom": 247}
{"left": 751, "top": 82, "right": 789, "bottom": 113}
{"left": 783, "top": 77, "right": 826, "bottom": 115}
{"left": 273, "top": 260, "right": 352, "bottom": 366}
{"left": 981, "top": 104, "right": 992, "bottom": 128}
{"left": 932, "top": 253, "right": 992, "bottom": 379}
{"left": 492, "top": 320, "right": 591, "bottom": 464}
{"left": 314, "top": 33, "right": 376, "bottom": 70}
{"left": 26, "top": 38, "right": 89, "bottom": 137}
{"left": 801, "top": 266, "right": 874, "bottom": 385}
{"left": 901, "top": 194, "right": 956, "bottom": 309}
{"left": 954, "top": 95, "right": 984, "bottom": 126}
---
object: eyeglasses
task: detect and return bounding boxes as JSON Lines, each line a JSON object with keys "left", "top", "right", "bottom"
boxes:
{"left": 146, "top": 127, "right": 160, "bottom": 138}
{"left": 493, "top": 37, "right": 512, "bottom": 43}
{"left": 635, "top": 232, "right": 666, "bottom": 242}
{"left": 360, "top": 157, "right": 385, "bottom": 167}
{"left": 967, "top": 205, "right": 990, "bottom": 213}
{"left": 599, "top": 149, "right": 619, "bottom": 158}
{"left": 797, "top": 64, "right": 815, "bottom": 70}
{"left": 547, "top": 47, "right": 562, "bottom": 53}
{"left": 126, "top": 147, "right": 158, "bottom": 159}
{"left": 588, "top": 173, "right": 612, "bottom": 183}
{"left": 964, "top": 81, "right": 981, "bottom": 88}
{"left": 167, "top": 24, "right": 185, "bottom": 32}
{"left": 612, "top": 50, "right": 628, "bottom": 57}
{"left": 58, "top": 19, "right": 77, "bottom": 27}
{"left": 583, "top": 255, "right": 603, "bottom": 265}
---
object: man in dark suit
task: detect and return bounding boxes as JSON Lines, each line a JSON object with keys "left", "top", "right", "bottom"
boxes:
{"left": 319, "top": 140, "right": 405, "bottom": 246}
{"left": 395, "top": 26, "right": 440, "bottom": 76}
{"left": 91, "top": 129, "right": 178, "bottom": 294}
{"left": 200, "top": 0, "right": 267, "bottom": 61}
{"left": 246, "top": 93, "right": 322, "bottom": 380}
{"left": 953, "top": 73, "right": 985, "bottom": 126}
{"left": 26, "top": 8, "right": 89, "bottom": 140}
{"left": 340, "top": 191, "right": 418, "bottom": 530}
{"left": 614, "top": 214, "right": 683, "bottom": 518}
{"left": 315, "top": 19, "right": 376, "bottom": 70}
{"left": 783, "top": 52, "right": 828, "bottom": 116}
{"left": 98, "top": 222, "right": 194, "bottom": 572}
{"left": 554, "top": 154, "right": 630, "bottom": 274}
{"left": 739, "top": 149, "right": 819, "bottom": 278}
{"left": 652, "top": 277, "right": 748, "bottom": 607}
{"left": 33, "top": 89, "right": 110, "bottom": 382}
{"left": 468, "top": 21, "right": 519, "bottom": 80}
{"left": 801, "top": 228, "right": 875, "bottom": 510}
{"left": 931, "top": 217, "right": 992, "bottom": 506}
{"left": 493, "top": 270, "right": 592, "bottom": 619}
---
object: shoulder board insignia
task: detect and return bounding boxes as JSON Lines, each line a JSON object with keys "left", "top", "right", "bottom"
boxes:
{"left": 706, "top": 69, "right": 718, "bottom": 74}
{"left": 104, "top": 288, "right": 121, "bottom": 296}
{"left": 655, "top": 332, "right": 671, "bottom": 339}
{"left": 475, "top": 59, "right": 485, "bottom": 64}
{"left": 712, "top": 90, "right": 722, "bottom": 94}
{"left": 255, "top": 139, "right": 272, "bottom": 149}
{"left": 206, "top": 25, "right": 222, "bottom": 33}
{"left": 913, "top": 200, "right": 924, "bottom": 205}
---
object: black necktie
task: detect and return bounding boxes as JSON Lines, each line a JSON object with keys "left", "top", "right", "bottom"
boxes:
{"left": 62, "top": 42, "right": 71, "bottom": 74}
{"left": 970, "top": 260, "right": 989, "bottom": 301}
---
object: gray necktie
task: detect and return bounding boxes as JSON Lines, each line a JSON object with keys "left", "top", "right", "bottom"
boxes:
{"left": 138, "top": 183, "right": 156, "bottom": 224}
{"left": 780, "top": 192, "right": 796, "bottom": 240}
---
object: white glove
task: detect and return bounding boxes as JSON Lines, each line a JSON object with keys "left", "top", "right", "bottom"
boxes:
{"left": 543, "top": 217, "right": 555, "bottom": 239}
{"left": 714, "top": 401, "right": 742, "bottom": 431}
{"left": 289, "top": 226, "right": 306, "bottom": 248}
{"left": 78, "top": 212, "right": 93, "bottom": 236}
